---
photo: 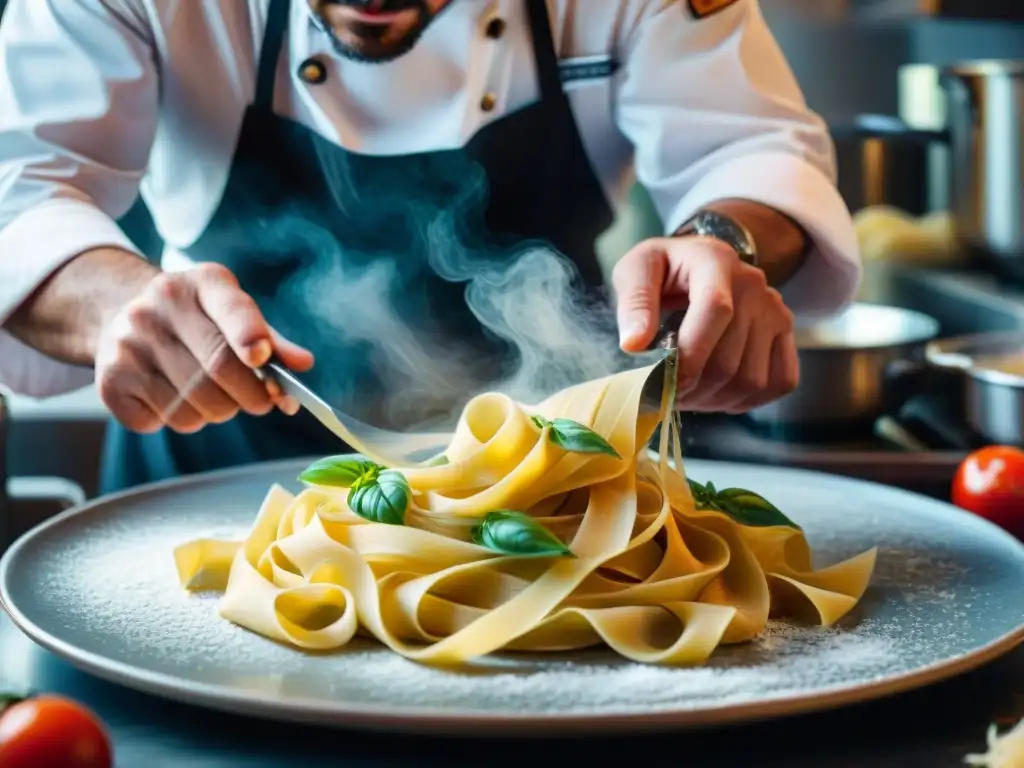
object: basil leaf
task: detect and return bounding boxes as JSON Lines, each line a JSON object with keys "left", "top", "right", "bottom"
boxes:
{"left": 715, "top": 488, "right": 801, "bottom": 530}
{"left": 532, "top": 415, "right": 620, "bottom": 459}
{"left": 424, "top": 453, "right": 449, "bottom": 467}
{"left": 347, "top": 468, "right": 410, "bottom": 526}
{"left": 688, "top": 478, "right": 714, "bottom": 506}
{"left": 298, "top": 456, "right": 378, "bottom": 488}
{"left": 471, "top": 510, "right": 573, "bottom": 557}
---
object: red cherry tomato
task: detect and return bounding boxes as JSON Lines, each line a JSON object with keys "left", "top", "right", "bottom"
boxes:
{"left": 0, "top": 695, "right": 112, "bottom": 768}
{"left": 952, "top": 446, "right": 1024, "bottom": 539}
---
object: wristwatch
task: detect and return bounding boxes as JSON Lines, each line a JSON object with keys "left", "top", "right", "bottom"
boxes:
{"left": 673, "top": 210, "right": 759, "bottom": 268}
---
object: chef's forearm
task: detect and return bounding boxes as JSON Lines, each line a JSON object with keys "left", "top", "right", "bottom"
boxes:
{"left": 700, "top": 199, "right": 809, "bottom": 288}
{"left": 3, "top": 248, "right": 158, "bottom": 367}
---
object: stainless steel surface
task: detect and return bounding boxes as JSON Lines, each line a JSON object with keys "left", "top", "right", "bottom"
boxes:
{"left": 837, "top": 59, "right": 1024, "bottom": 273}
{"left": 2, "top": 387, "right": 107, "bottom": 500}
{"left": 884, "top": 264, "right": 1024, "bottom": 334}
{"left": 927, "top": 331, "right": 1024, "bottom": 445}
{"left": 3, "top": 456, "right": 1023, "bottom": 734}
{"left": 0, "top": 390, "right": 90, "bottom": 554}
{"left": 686, "top": 415, "right": 967, "bottom": 488}
{"left": 258, "top": 361, "right": 451, "bottom": 464}
{"left": 943, "top": 61, "right": 1024, "bottom": 275}
{"left": 749, "top": 303, "right": 940, "bottom": 425}
{"left": 832, "top": 115, "right": 944, "bottom": 215}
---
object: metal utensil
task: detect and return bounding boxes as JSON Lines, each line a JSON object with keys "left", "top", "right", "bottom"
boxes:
{"left": 834, "top": 60, "right": 1024, "bottom": 279}
{"left": 925, "top": 330, "right": 1024, "bottom": 445}
{"left": 257, "top": 361, "right": 450, "bottom": 465}
{"left": 259, "top": 313, "right": 681, "bottom": 465}
{"left": 747, "top": 303, "right": 940, "bottom": 427}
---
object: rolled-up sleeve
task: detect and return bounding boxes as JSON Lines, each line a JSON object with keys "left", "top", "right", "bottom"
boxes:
{"left": 614, "top": 0, "right": 860, "bottom": 317}
{"left": 0, "top": 0, "right": 157, "bottom": 396}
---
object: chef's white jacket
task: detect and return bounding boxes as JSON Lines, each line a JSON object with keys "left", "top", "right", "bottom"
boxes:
{"left": 0, "top": 0, "right": 860, "bottom": 397}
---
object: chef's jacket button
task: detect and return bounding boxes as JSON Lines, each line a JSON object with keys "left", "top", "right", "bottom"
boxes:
{"left": 298, "top": 58, "right": 327, "bottom": 85}
{"left": 480, "top": 93, "right": 498, "bottom": 112}
{"left": 485, "top": 17, "right": 506, "bottom": 39}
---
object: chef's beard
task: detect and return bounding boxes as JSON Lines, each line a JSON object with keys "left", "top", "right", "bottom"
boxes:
{"left": 314, "top": 0, "right": 450, "bottom": 63}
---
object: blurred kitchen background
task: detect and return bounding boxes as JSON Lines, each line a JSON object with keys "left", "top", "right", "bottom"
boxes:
{"left": 3, "top": 0, "right": 1024, "bottom": 533}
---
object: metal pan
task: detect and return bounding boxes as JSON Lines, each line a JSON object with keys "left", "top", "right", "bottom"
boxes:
{"left": 748, "top": 303, "right": 940, "bottom": 428}
{"left": 926, "top": 331, "right": 1024, "bottom": 446}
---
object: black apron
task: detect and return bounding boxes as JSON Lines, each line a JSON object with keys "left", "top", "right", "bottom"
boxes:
{"left": 99, "top": 0, "right": 614, "bottom": 493}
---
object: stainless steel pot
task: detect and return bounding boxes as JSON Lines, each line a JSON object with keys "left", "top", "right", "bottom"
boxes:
{"left": 832, "top": 115, "right": 943, "bottom": 216}
{"left": 747, "top": 303, "right": 940, "bottom": 427}
{"left": 834, "top": 59, "right": 1024, "bottom": 279}
{"left": 926, "top": 331, "right": 1024, "bottom": 445}
{"left": 944, "top": 61, "right": 1024, "bottom": 277}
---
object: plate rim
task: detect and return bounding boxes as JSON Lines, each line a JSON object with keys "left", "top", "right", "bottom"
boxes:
{"left": 3, "top": 456, "right": 1024, "bottom": 736}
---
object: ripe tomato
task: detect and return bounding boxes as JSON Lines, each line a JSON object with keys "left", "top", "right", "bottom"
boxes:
{"left": 0, "top": 695, "right": 112, "bottom": 768}
{"left": 952, "top": 446, "right": 1024, "bottom": 539}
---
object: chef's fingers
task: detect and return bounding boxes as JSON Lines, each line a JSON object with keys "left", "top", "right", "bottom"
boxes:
{"left": 190, "top": 263, "right": 276, "bottom": 367}
{"left": 102, "top": 363, "right": 204, "bottom": 434}
{"left": 96, "top": 336, "right": 165, "bottom": 434}
{"left": 673, "top": 255, "right": 735, "bottom": 391}
{"left": 715, "top": 321, "right": 775, "bottom": 413}
{"left": 612, "top": 239, "right": 669, "bottom": 352}
{"left": 140, "top": 332, "right": 251, "bottom": 423}
{"left": 135, "top": 291, "right": 273, "bottom": 418}
{"left": 106, "top": 394, "right": 162, "bottom": 434}
{"left": 731, "top": 330, "right": 800, "bottom": 413}
{"left": 187, "top": 263, "right": 283, "bottom": 369}
{"left": 678, "top": 314, "right": 750, "bottom": 411}
{"left": 134, "top": 371, "right": 207, "bottom": 434}
{"left": 191, "top": 264, "right": 313, "bottom": 386}
{"left": 269, "top": 326, "right": 315, "bottom": 373}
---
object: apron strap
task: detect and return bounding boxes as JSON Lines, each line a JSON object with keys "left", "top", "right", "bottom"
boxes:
{"left": 525, "top": 0, "right": 564, "bottom": 104}
{"left": 255, "top": 0, "right": 293, "bottom": 110}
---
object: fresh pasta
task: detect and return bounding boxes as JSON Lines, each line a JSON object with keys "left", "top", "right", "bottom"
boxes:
{"left": 174, "top": 358, "right": 877, "bottom": 666}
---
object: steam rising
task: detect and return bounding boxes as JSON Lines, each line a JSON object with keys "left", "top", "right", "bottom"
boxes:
{"left": 253, "top": 148, "right": 633, "bottom": 432}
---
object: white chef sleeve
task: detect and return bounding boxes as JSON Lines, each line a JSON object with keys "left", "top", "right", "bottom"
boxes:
{"left": 614, "top": 0, "right": 860, "bottom": 317}
{"left": 0, "top": 0, "right": 157, "bottom": 396}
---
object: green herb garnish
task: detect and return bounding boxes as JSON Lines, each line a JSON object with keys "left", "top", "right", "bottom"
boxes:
{"left": 688, "top": 478, "right": 800, "bottom": 530}
{"left": 531, "top": 415, "right": 621, "bottom": 459}
{"left": 471, "top": 510, "right": 574, "bottom": 558}
{"left": 299, "top": 457, "right": 410, "bottom": 526}
{"left": 298, "top": 456, "right": 377, "bottom": 488}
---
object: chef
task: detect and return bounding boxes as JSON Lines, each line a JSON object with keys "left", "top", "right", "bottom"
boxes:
{"left": 0, "top": 0, "right": 860, "bottom": 492}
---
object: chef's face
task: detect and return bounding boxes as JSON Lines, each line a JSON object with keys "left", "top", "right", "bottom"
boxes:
{"left": 312, "top": 0, "right": 454, "bottom": 63}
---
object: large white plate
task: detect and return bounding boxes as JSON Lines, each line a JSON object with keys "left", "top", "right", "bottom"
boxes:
{"left": 2, "top": 458, "right": 1023, "bottom": 736}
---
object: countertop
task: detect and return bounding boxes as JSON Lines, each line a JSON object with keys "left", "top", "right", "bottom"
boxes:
{"left": 1, "top": 611, "right": 1021, "bottom": 768}
{"left": 2, "top": 386, "right": 106, "bottom": 419}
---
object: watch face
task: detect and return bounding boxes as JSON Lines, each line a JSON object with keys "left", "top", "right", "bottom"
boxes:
{"left": 695, "top": 212, "right": 758, "bottom": 263}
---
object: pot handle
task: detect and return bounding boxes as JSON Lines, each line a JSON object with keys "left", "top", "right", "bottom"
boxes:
{"left": 1, "top": 477, "right": 86, "bottom": 555}
{"left": 882, "top": 357, "right": 963, "bottom": 412}
{"left": 830, "top": 114, "right": 951, "bottom": 145}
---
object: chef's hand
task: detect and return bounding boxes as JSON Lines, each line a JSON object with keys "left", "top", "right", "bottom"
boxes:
{"left": 94, "top": 262, "right": 313, "bottom": 434}
{"left": 613, "top": 236, "right": 799, "bottom": 413}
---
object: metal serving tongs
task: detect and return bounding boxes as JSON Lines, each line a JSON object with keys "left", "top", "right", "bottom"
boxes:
{"left": 638, "top": 309, "right": 683, "bottom": 417}
{"left": 255, "top": 363, "right": 450, "bottom": 466}
{"left": 258, "top": 310, "right": 682, "bottom": 467}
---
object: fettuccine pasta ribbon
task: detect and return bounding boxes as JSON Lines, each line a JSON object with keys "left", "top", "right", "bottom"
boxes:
{"left": 175, "top": 360, "right": 876, "bottom": 666}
